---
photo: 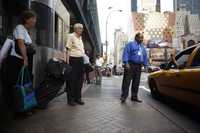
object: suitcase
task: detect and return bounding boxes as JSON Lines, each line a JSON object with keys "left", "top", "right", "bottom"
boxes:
{"left": 35, "top": 58, "right": 72, "bottom": 109}
{"left": 35, "top": 76, "right": 64, "bottom": 109}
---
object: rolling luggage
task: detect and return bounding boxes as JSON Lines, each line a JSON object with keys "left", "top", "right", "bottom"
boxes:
{"left": 36, "top": 58, "right": 72, "bottom": 109}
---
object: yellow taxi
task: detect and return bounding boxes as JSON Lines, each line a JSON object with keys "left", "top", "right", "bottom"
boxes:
{"left": 148, "top": 44, "right": 200, "bottom": 108}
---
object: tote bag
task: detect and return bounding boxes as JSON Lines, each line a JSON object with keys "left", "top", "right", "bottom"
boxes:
{"left": 15, "top": 66, "right": 37, "bottom": 112}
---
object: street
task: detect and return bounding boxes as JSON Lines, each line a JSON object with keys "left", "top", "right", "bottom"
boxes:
{"left": 3, "top": 73, "right": 200, "bottom": 133}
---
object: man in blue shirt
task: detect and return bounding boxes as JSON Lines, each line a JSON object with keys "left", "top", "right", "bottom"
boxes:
{"left": 121, "top": 33, "right": 148, "bottom": 103}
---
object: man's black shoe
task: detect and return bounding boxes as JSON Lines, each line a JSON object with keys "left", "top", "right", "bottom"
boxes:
{"left": 131, "top": 97, "right": 143, "bottom": 103}
{"left": 120, "top": 98, "right": 126, "bottom": 103}
{"left": 75, "top": 100, "right": 84, "bottom": 105}
{"left": 68, "top": 101, "right": 76, "bottom": 106}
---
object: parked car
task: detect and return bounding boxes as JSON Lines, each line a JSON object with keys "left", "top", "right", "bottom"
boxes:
{"left": 147, "top": 66, "right": 160, "bottom": 73}
{"left": 113, "top": 65, "right": 123, "bottom": 75}
{"left": 148, "top": 44, "right": 200, "bottom": 108}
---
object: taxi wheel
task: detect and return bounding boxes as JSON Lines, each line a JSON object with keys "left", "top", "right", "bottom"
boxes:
{"left": 149, "top": 79, "right": 160, "bottom": 99}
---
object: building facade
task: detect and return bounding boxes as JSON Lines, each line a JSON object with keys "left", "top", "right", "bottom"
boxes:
{"left": 175, "top": 0, "right": 200, "bottom": 17}
{"left": 156, "top": 0, "right": 161, "bottom": 12}
{"left": 140, "top": 0, "right": 156, "bottom": 12}
{"left": 132, "top": 11, "right": 175, "bottom": 45}
{"left": 131, "top": 0, "right": 162, "bottom": 13}
{"left": 63, "top": 0, "right": 101, "bottom": 57}
{"left": 114, "top": 29, "right": 128, "bottom": 66}
{"left": 174, "top": 9, "right": 200, "bottom": 50}
{"left": 131, "top": 0, "right": 137, "bottom": 12}
{"left": 0, "top": 0, "right": 101, "bottom": 87}
{"left": 132, "top": 12, "right": 145, "bottom": 33}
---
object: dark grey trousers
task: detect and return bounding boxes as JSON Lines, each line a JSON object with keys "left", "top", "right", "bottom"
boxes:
{"left": 121, "top": 64, "right": 142, "bottom": 99}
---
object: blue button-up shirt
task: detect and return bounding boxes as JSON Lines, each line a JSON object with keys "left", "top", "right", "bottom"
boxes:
{"left": 122, "top": 41, "right": 148, "bottom": 66}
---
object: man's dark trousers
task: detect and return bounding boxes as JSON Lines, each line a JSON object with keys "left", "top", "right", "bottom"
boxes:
{"left": 68, "top": 57, "right": 84, "bottom": 102}
{"left": 121, "top": 63, "right": 142, "bottom": 99}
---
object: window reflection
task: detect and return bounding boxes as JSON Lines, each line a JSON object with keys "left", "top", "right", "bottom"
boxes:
{"left": 31, "top": 2, "right": 54, "bottom": 48}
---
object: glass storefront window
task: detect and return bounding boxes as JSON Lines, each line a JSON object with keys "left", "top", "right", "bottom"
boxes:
{"left": 31, "top": 2, "right": 54, "bottom": 48}
{"left": 54, "top": 14, "right": 64, "bottom": 51}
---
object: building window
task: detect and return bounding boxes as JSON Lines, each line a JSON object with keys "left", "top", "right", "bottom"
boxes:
{"left": 31, "top": 2, "right": 54, "bottom": 48}
{"left": 54, "top": 14, "right": 64, "bottom": 51}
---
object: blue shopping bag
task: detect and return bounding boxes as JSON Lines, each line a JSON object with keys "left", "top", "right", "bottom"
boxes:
{"left": 15, "top": 66, "right": 37, "bottom": 112}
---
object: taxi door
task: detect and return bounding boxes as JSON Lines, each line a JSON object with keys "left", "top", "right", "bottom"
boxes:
{"left": 165, "top": 46, "right": 200, "bottom": 106}
{"left": 157, "top": 46, "right": 196, "bottom": 99}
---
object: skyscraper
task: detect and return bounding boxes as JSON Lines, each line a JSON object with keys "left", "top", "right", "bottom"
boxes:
{"left": 131, "top": 0, "right": 157, "bottom": 12}
{"left": 131, "top": 0, "right": 137, "bottom": 12}
{"left": 141, "top": 0, "right": 156, "bottom": 12}
{"left": 114, "top": 29, "right": 128, "bottom": 65}
{"left": 156, "top": 0, "right": 161, "bottom": 12}
{"left": 175, "top": 0, "right": 200, "bottom": 16}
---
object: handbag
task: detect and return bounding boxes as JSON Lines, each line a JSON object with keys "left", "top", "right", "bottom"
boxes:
{"left": 14, "top": 40, "right": 36, "bottom": 56}
{"left": 46, "top": 58, "right": 72, "bottom": 79}
{"left": 85, "top": 64, "right": 94, "bottom": 73}
{"left": 15, "top": 66, "right": 37, "bottom": 112}
{"left": 0, "top": 38, "right": 14, "bottom": 66}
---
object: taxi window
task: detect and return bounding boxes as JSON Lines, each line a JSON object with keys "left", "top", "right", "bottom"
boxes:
{"left": 177, "top": 54, "right": 190, "bottom": 66}
{"left": 192, "top": 49, "right": 200, "bottom": 67}
{"left": 168, "top": 47, "right": 194, "bottom": 69}
{"left": 168, "top": 54, "right": 190, "bottom": 69}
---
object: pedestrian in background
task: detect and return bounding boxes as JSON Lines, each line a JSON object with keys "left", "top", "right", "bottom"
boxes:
{"left": 95, "top": 54, "right": 103, "bottom": 84}
{"left": 83, "top": 50, "right": 92, "bottom": 84}
{"left": 65, "top": 23, "right": 85, "bottom": 106}
{"left": 121, "top": 33, "right": 148, "bottom": 103}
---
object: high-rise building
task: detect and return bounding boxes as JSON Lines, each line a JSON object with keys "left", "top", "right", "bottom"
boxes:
{"left": 174, "top": 9, "right": 200, "bottom": 49}
{"left": 131, "top": 0, "right": 158, "bottom": 13}
{"left": 141, "top": 0, "right": 156, "bottom": 12}
{"left": 114, "top": 29, "right": 128, "bottom": 65}
{"left": 131, "top": 0, "right": 137, "bottom": 12}
{"left": 132, "top": 12, "right": 145, "bottom": 33}
{"left": 156, "top": 0, "right": 161, "bottom": 12}
{"left": 175, "top": 0, "right": 200, "bottom": 17}
{"left": 132, "top": 11, "right": 175, "bottom": 46}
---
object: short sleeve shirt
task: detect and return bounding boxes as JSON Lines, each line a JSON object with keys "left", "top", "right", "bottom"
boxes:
{"left": 83, "top": 54, "right": 90, "bottom": 64}
{"left": 66, "top": 33, "right": 85, "bottom": 57}
{"left": 10, "top": 25, "right": 32, "bottom": 58}
{"left": 96, "top": 58, "right": 103, "bottom": 67}
{"left": 13, "top": 24, "right": 32, "bottom": 45}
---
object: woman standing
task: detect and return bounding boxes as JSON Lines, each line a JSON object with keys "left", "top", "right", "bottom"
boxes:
{"left": 4, "top": 10, "right": 36, "bottom": 112}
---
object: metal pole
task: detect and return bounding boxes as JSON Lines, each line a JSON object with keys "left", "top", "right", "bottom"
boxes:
{"left": 105, "top": 10, "right": 122, "bottom": 63}
{"left": 105, "top": 16, "right": 108, "bottom": 63}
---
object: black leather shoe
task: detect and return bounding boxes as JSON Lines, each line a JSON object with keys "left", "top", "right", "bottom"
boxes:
{"left": 120, "top": 98, "right": 126, "bottom": 103}
{"left": 131, "top": 97, "right": 143, "bottom": 103}
{"left": 75, "top": 100, "right": 85, "bottom": 105}
{"left": 68, "top": 101, "right": 76, "bottom": 106}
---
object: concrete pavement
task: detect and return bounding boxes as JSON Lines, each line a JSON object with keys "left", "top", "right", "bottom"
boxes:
{"left": 2, "top": 74, "right": 200, "bottom": 133}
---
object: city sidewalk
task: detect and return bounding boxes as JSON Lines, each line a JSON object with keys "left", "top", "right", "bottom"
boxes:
{"left": 5, "top": 76, "right": 185, "bottom": 133}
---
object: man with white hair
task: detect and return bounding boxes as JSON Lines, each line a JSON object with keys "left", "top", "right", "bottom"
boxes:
{"left": 65, "top": 23, "right": 85, "bottom": 106}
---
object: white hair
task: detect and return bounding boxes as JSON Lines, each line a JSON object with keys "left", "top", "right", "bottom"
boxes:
{"left": 74, "top": 23, "right": 83, "bottom": 30}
